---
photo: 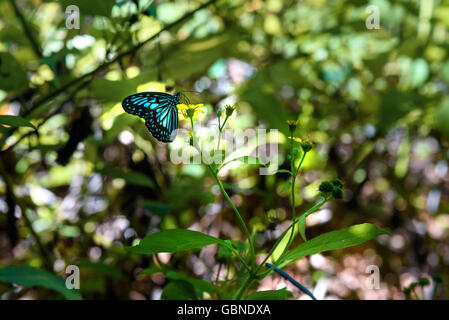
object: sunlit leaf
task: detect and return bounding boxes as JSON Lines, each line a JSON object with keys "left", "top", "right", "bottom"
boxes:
{"left": 138, "top": 267, "right": 164, "bottom": 275}
{"left": 127, "top": 229, "right": 227, "bottom": 254}
{"left": 281, "top": 224, "right": 389, "bottom": 267}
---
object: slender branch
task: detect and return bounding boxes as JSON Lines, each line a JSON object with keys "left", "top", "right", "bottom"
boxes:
{"left": 9, "top": 0, "right": 42, "bottom": 58}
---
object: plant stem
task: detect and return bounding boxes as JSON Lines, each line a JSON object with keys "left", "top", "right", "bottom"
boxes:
{"left": 216, "top": 117, "right": 222, "bottom": 150}
{"left": 254, "top": 152, "right": 307, "bottom": 274}
{"left": 216, "top": 115, "right": 229, "bottom": 151}
{"left": 226, "top": 243, "right": 251, "bottom": 273}
{"left": 189, "top": 116, "right": 253, "bottom": 272}
{"left": 9, "top": 0, "right": 42, "bottom": 58}
{"left": 209, "top": 166, "right": 256, "bottom": 269}
{"left": 233, "top": 274, "right": 255, "bottom": 300}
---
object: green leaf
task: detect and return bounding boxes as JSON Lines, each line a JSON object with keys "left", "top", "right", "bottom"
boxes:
{"left": 271, "top": 224, "right": 297, "bottom": 261}
{"left": 127, "top": 229, "right": 227, "bottom": 254}
{"left": 138, "top": 267, "right": 164, "bottom": 275}
{"left": 298, "top": 214, "right": 307, "bottom": 241}
{"left": 161, "top": 280, "right": 197, "bottom": 300}
{"left": 216, "top": 245, "right": 233, "bottom": 262}
{"left": 0, "top": 266, "right": 82, "bottom": 300}
{"left": 0, "top": 115, "right": 36, "bottom": 129}
{"left": 246, "top": 288, "right": 293, "bottom": 300}
{"left": 165, "top": 271, "right": 214, "bottom": 293}
{"left": 281, "top": 223, "right": 389, "bottom": 267}
{"left": 279, "top": 181, "right": 292, "bottom": 194}
{"left": 99, "top": 167, "right": 155, "bottom": 188}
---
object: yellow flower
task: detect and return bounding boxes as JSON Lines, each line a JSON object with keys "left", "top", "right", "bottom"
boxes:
{"left": 289, "top": 136, "right": 302, "bottom": 143}
{"left": 177, "top": 103, "right": 205, "bottom": 119}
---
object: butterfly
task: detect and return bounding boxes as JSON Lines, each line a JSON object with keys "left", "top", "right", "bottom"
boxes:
{"left": 122, "top": 91, "right": 180, "bottom": 143}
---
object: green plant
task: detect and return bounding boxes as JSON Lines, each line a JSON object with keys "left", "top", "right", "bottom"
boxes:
{"left": 127, "top": 102, "right": 389, "bottom": 300}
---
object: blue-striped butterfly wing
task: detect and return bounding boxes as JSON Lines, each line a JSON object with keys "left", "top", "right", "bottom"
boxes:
{"left": 122, "top": 92, "right": 180, "bottom": 143}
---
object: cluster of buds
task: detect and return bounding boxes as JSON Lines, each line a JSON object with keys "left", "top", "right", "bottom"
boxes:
{"left": 318, "top": 178, "right": 344, "bottom": 199}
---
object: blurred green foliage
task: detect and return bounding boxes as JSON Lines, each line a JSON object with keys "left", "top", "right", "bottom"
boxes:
{"left": 0, "top": 0, "right": 448, "bottom": 300}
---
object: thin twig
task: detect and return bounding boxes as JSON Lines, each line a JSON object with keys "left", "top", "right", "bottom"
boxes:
{"left": 9, "top": 0, "right": 42, "bottom": 58}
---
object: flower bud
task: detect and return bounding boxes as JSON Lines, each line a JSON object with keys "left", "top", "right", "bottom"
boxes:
{"left": 332, "top": 187, "right": 343, "bottom": 199}
{"left": 225, "top": 104, "right": 236, "bottom": 117}
{"left": 286, "top": 120, "right": 299, "bottom": 133}
{"left": 301, "top": 141, "right": 312, "bottom": 152}
{"left": 331, "top": 178, "right": 343, "bottom": 188}
{"left": 318, "top": 181, "right": 334, "bottom": 193}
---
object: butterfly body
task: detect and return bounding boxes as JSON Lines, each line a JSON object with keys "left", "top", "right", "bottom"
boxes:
{"left": 122, "top": 92, "right": 180, "bottom": 142}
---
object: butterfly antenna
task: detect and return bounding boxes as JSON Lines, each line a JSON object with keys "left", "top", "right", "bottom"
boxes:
{"left": 180, "top": 93, "right": 191, "bottom": 104}
{"left": 182, "top": 90, "right": 201, "bottom": 95}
